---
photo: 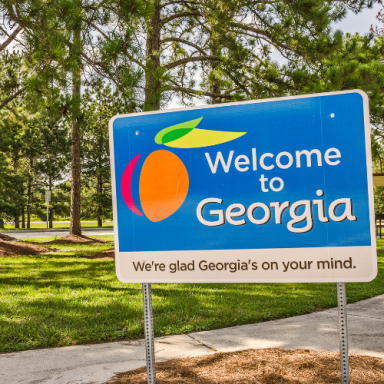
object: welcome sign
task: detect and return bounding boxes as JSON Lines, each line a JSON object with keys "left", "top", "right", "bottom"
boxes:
{"left": 109, "top": 90, "right": 377, "bottom": 283}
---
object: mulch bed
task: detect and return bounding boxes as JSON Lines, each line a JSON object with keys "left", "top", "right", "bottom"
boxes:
{"left": 81, "top": 249, "right": 115, "bottom": 260}
{"left": 0, "top": 239, "right": 54, "bottom": 256}
{"left": 107, "top": 348, "right": 384, "bottom": 384}
{"left": 0, "top": 233, "right": 16, "bottom": 241}
{"left": 43, "top": 234, "right": 108, "bottom": 245}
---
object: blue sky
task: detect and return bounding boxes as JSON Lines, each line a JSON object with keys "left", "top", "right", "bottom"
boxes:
{"left": 334, "top": 3, "right": 381, "bottom": 34}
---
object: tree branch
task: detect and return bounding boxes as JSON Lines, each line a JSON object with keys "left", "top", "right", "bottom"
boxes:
{"left": 164, "top": 55, "right": 220, "bottom": 70}
{"left": 228, "top": 22, "right": 272, "bottom": 39}
{"left": 0, "top": 86, "right": 26, "bottom": 110}
{"left": 161, "top": 37, "right": 208, "bottom": 56}
{"left": 161, "top": 1, "right": 200, "bottom": 7}
{"left": 0, "top": 26, "right": 23, "bottom": 53}
{"left": 81, "top": 52, "right": 120, "bottom": 86}
{"left": 170, "top": 85, "right": 233, "bottom": 99}
{"left": 89, "top": 22, "right": 145, "bottom": 69}
{"left": 161, "top": 11, "right": 201, "bottom": 27}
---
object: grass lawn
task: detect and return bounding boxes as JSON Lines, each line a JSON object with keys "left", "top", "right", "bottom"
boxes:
{"left": 3, "top": 221, "right": 113, "bottom": 230}
{"left": 0, "top": 236, "right": 383, "bottom": 353}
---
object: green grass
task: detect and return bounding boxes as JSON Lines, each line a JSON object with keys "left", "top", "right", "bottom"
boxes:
{"left": 0, "top": 236, "right": 383, "bottom": 353}
{"left": 3, "top": 221, "right": 113, "bottom": 230}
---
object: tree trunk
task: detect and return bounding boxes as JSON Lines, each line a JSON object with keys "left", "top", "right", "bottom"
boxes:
{"left": 27, "top": 159, "right": 33, "bottom": 229}
{"left": 97, "top": 142, "right": 103, "bottom": 227}
{"left": 49, "top": 176, "right": 53, "bottom": 229}
{"left": 144, "top": 0, "right": 162, "bottom": 111}
{"left": 49, "top": 206, "right": 53, "bottom": 229}
{"left": 97, "top": 174, "right": 103, "bottom": 227}
{"left": 22, "top": 205, "right": 25, "bottom": 228}
{"left": 209, "top": 41, "right": 222, "bottom": 105}
{"left": 210, "top": 80, "right": 221, "bottom": 104}
{"left": 210, "top": 66, "right": 221, "bottom": 105}
{"left": 0, "top": 219, "right": 4, "bottom": 229}
{"left": 69, "top": 24, "right": 82, "bottom": 236}
{"left": 12, "top": 161, "right": 20, "bottom": 229}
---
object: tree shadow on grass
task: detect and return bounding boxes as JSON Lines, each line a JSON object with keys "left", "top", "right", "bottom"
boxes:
{"left": 0, "top": 252, "right": 383, "bottom": 352}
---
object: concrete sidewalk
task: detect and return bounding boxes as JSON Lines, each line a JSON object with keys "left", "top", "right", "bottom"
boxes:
{"left": 1, "top": 295, "right": 383, "bottom": 384}
{"left": 1, "top": 228, "right": 114, "bottom": 239}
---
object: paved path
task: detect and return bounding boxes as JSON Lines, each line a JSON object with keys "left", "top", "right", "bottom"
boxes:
{"left": 0, "top": 295, "right": 383, "bottom": 384}
{"left": 1, "top": 228, "right": 114, "bottom": 239}
{"left": 2, "top": 221, "right": 113, "bottom": 225}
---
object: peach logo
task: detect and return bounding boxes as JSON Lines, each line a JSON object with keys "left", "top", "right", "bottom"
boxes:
{"left": 121, "top": 117, "right": 246, "bottom": 222}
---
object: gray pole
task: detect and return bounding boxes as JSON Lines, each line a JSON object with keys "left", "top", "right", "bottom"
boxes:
{"left": 46, "top": 200, "right": 49, "bottom": 229}
{"left": 142, "top": 283, "right": 156, "bottom": 384}
{"left": 337, "top": 282, "right": 350, "bottom": 384}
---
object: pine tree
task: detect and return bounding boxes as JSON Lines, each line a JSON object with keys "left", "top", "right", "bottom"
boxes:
{"left": 0, "top": 0, "right": 146, "bottom": 235}
{"left": 0, "top": 152, "right": 26, "bottom": 228}
{"left": 121, "top": 0, "right": 374, "bottom": 110}
{"left": 279, "top": 34, "right": 384, "bottom": 129}
{"left": 30, "top": 114, "right": 70, "bottom": 228}
{"left": 0, "top": 52, "right": 28, "bottom": 109}
{"left": 0, "top": 80, "right": 70, "bottom": 228}
{"left": 0, "top": 103, "right": 29, "bottom": 227}
{"left": 81, "top": 83, "right": 132, "bottom": 227}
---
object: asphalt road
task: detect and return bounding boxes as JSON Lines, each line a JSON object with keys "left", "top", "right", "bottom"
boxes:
{"left": 1, "top": 228, "right": 114, "bottom": 239}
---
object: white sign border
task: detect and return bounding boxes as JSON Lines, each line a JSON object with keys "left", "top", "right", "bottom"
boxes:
{"left": 109, "top": 90, "right": 377, "bottom": 283}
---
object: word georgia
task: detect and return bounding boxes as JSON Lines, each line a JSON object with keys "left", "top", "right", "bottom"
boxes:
{"left": 205, "top": 147, "right": 341, "bottom": 174}
{"left": 196, "top": 190, "right": 356, "bottom": 234}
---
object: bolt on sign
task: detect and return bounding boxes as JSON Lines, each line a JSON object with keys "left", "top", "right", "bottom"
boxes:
{"left": 109, "top": 90, "right": 377, "bottom": 283}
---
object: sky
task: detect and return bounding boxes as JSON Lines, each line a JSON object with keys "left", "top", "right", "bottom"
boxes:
{"left": 334, "top": 2, "right": 381, "bottom": 34}
{"left": 166, "top": 4, "right": 382, "bottom": 110}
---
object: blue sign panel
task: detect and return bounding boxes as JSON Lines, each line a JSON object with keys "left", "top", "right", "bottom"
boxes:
{"left": 110, "top": 91, "right": 376, "bottom": 283}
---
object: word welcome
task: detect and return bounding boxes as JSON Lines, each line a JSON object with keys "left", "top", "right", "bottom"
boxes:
{"left": 205, "top": 147, "right": 341, "bottom": 174}
{"left": 196, "top": 191, "right": 356, "bottom": 233}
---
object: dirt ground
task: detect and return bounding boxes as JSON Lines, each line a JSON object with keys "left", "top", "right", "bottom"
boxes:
{"left": 43, "top": 234, "right": 108, "bottom": 245}
{"left": 0, "top": 239, "right": 53, "bottom": 256}
{"left": 81, "top": 249, "right": 115, "bottom": 259}
{"left": 107, "top": 348, "right": 384, "bottom": 384}
{"left": 0, "top": 233, "right": 16, "bottom": 241}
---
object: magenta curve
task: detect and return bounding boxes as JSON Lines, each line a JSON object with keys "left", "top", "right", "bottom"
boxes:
{"left": 121, "top": 154, "right": 143, "bottom": 216}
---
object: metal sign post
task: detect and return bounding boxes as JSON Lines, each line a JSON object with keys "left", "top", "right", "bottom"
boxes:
{"left": 142, "top": 283, "right": 156, "bottom": 384}
{"left": 337, "top": 283, "right": 350, "bottom": 384}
